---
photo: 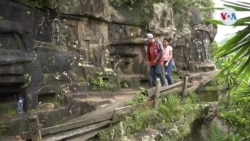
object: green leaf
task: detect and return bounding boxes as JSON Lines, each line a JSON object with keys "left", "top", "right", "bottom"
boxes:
{"left": 205, "top": 19, "right": 224, "bottom": 25}
{"left": 222, "top": 0, "right": 250, "bottom": 11}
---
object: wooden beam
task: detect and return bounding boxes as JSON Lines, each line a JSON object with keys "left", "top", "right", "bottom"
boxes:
{"left": 42, "top": 120, "right": 111, "bottom": 141}
{"left": 154, "top": 78, "right": 161, "bottom": 109}
{"left": 66, "top": 128, "right": 103, "bottom": 141}
{"left": 185, "top": 70, "right": 220, "bottom": 96}
{"left": 28, "top": 115, "right": 42, "bottom": 141}
{"left": 181, "top": 76, "right": 188, "bottom": 99}
{"left": 22, "top": 112, "right": 114, "bottom": 139}
{"left": 23, "top": 94, "right": 136, "bottom": 139}
{"left": 147, "top": 81, "right": 183, "bottom": 97}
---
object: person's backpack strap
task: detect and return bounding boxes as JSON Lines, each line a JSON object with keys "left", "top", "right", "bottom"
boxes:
{"left": 155, "top": 39, "right": 163, "bottom": 63}
{"left": 156, "top": 40, "right": 164, "bottom": 51}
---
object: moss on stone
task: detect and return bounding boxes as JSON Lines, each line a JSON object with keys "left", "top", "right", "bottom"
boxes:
{"left": 170, "top": 0, "right": 214, "bottom": 27}
{"left": 0, "top": 126, "right": 12, "bottom": 139}
{"left": 110, "top": 0, "right": 164, "bottom": 25}
{"left": 0, "top": 103, "right": 16, "bottom": 118}
{"left": 18, "top": 121, "right": 29, "bottom": 134}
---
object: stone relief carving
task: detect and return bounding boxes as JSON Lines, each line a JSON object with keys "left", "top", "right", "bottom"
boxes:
{"left": 0, "top": 0, "right": 216, "bottom": 112}
{"left": 148, "top": 1, "right": 175, "bottom": 36}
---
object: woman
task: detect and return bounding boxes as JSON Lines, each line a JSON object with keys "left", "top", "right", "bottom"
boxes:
{"left": 162, "top": 38, "right": 173, "bottom": 85}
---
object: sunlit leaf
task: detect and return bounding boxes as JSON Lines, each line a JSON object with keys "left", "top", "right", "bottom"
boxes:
{"left": 205, "top": 19, "right": 224, "bottom": 25}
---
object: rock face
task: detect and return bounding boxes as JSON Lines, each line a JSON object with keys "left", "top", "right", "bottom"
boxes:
{"left": 0, "top": 0, "right": 216, "bottom": 134}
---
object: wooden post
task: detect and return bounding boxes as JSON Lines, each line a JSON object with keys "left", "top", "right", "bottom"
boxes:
{"left": 154, "top": 78, "right": 161, "bottom": 109}
{"left": 182, "top": 76, "right": 188, "bottom": 100}
{"left": 29, "top": 115, "right": 42, "bottom": 141}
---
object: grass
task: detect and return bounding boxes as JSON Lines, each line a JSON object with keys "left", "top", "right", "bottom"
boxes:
{"left": 206, "top": 123, "right": 228, "bottom": 141}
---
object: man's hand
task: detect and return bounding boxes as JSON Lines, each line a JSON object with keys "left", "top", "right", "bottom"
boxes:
{"left": 146, "top": 61, "right": 150, "bottom": 65}
{"left": 146, "top": 60, "right": 157, "bottom": 66}
{"left": 151, "top": 60, "right": 157, "bottom": 65}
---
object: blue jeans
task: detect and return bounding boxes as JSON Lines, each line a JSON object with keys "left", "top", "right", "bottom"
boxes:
{"left": 150, "top": 64, "right": 165, "bottom": 86}
{"left": 164, "top": 60, "right": 173, "bottom": 85}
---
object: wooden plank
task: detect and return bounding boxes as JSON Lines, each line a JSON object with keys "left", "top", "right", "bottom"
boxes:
{"left": 69, "top": 96, "right": 134, "bottom": 123}
{"left": 23, "top": 70, "right": 219, "bottom": 140}
{"left": 147, "top": 81, "right": 183, "bottom": 97}
{"left": 158, "top": 71, "right": 220, "bottom": 98}
{"left": 23, "top": 95, "right": 136, "bottom": 139}
{"left": 42, "top": 120, "right": 111, "bottom": 141}
{"left": 114, "top": 100, "right": 154, "bottom": 112}
{"left": 185, "top": 70, "right": 220, "bottom": 95}
{"left": 65, "top": 128, "right": 103, "bottom": 141}
{"left": 160, "top": 81, "right": 183, "bottom": 93}
{"left": 22, "top": 112, "right": 113, "bottom": 139}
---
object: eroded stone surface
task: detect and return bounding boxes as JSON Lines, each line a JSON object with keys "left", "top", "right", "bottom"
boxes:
{"left": 0, "top": 0, "right": 216, "bottom": 138}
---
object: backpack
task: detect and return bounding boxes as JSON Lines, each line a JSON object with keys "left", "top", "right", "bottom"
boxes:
{"left": 154, "top": 40, "right": 164, "bottom": 63}
{"left": 156, "top": 39, "right": 164, "bottom": 52}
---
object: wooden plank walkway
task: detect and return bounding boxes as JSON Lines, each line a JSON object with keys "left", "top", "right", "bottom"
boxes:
{"left": 22, "top": 70, "right": 220, "bottom": 141}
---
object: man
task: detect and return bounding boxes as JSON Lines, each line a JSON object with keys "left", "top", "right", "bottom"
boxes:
{"left": 143, "top": 33, "right": 166, "bottom": 87}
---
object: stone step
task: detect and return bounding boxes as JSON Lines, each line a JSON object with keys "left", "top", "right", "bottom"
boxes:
{"left": 39, "top": 82, "right": 89, "bottom": 95}
{"left": 196, "top": 63, "right": 216, "bottom": 72}
{"left": 119, "top": 74, "right": 149, "bottom": 88}
{"left": 0, "top": 49, "right": 34, "bottom": 65}
{"left": 0, "top": 64, "right": 25, "bottom": 75}
{"left": 0, "top": 85, "right": 23, "bottom": 94}
{"left": 0, "top": 75, "right": 26, "bottom": 85}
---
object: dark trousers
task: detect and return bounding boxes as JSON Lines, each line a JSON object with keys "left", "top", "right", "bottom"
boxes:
{"left": 164, "top": 60, "right": 173, "bottom": 85}
{"left": 150, "top": 64, "right": 165, "bottom": 86}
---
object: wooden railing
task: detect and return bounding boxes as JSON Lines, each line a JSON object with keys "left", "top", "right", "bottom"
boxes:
{"left": 22, "top": 70, "right": 219, "bottom": 141}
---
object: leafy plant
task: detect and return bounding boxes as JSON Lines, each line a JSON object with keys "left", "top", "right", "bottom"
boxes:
{"left": 139, "top": 86, "right": 147, "bottom": 96}
{"left": 90, "top": 72, "right": 116, "bottom": 90}
{"left": 223, "top": 133, "right": 245, "bottom": 141}
{"left": 207, "top": 1, "right": 250, "bottom": 78}
{"left": 0, "top": 126, "right": 12, "bottom": 139}
{"left": 124, "top": 108, "right": 161, "bottom": 134}
{"left": 126, "top": 94, "right": 146, "bottom": 105}
{"left": 207, "top": 1, "right": 250, "bottom": 139}
{"left": 158, "top": 94, "right": 183, "bottom": 122}
{"left": 206, "top": 123, "right": 228, "bottom": 141}
{"left": 120, "top": 81, "right": 129, "bottom": 88}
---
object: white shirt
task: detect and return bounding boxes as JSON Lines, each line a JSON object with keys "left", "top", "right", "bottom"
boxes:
{"left": 163, "top": 45, "right": 173, "bottom": 61}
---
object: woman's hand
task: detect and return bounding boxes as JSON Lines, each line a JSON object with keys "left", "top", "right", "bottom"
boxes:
{"left": 165, "top": 60, "right": 169, "bottom": 66}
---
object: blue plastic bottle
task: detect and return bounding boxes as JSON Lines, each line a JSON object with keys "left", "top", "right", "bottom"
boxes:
{"left": 17, "top": 97, "right": 24, "bottom": 114}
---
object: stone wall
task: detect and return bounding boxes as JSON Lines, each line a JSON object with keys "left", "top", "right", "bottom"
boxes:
{"left": 0, "top": 0, "right": 216, "bottom": 111}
